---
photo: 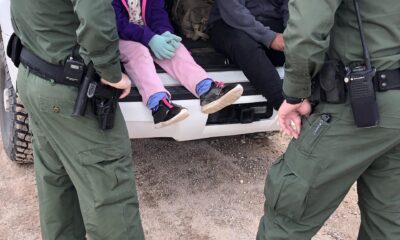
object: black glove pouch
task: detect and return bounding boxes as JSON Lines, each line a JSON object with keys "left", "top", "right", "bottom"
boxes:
{"left": 314, "top": 60, "right": 347, "bottom": 104}
{"left": 7, "top": 33, "right": 22, "bottom": 67}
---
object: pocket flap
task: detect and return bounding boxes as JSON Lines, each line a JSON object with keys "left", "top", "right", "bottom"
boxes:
{"left": 78, "top": 146, "right": 129, "bottom": 165}
{"left": 266, "top": 157, "right": 310, "bottom": 220}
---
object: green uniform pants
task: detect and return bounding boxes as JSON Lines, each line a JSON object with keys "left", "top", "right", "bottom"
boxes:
{"left": 17, "top": 66, "right": 145, "bottom": 240}
{"left": 257, "top": 92, "right": 400, "bottom": 240}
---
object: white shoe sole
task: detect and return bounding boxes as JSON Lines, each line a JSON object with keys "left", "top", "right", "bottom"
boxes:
{"left": 201, "top": 85, "right": 244, "bottom": 114}
{"left": 155, "top": 109, "right": 189, "bottom": 129}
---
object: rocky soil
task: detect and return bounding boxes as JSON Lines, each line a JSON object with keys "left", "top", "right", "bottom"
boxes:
{"left": 0, "top": 133, "right": 360, "bottom": 240}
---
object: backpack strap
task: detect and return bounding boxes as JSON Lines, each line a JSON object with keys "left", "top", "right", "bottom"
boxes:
{"left": 121, "top": 0, "right": 129, "bottom": 13}
{"left": 141, "top": 0, "right": 147, "bottom": 25}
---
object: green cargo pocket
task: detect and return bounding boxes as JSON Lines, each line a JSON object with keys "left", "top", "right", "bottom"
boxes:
{"left": 293, "top": 113, "right": 332, "bottom": 155}
{"left": 265, "top": 156, "right": 310, "bottom": 221}
{"left": 38, "top": 96, "right": 75, "bottom": 117}
{"left": 78, "top": 147, "right": 135, "bottom": 206}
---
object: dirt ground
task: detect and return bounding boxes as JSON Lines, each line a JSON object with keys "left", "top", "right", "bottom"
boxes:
{"left": 0, "top": 132, "right": 360, "bottom": 240}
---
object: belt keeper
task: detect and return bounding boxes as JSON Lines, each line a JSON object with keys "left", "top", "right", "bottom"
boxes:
{"left": 374, "top": 69, "right": 400, "bottom": 91}
{"left": 377, "top": 73, "right": 388, "bottom": 91}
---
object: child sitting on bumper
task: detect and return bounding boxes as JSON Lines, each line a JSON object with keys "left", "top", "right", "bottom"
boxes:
{"left": 113, "top": 0, "right": 243, "bottom": 128}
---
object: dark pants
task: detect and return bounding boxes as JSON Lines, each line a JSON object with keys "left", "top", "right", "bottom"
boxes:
{"left": 209, "top": 19, "right": 285, "bottom": 110}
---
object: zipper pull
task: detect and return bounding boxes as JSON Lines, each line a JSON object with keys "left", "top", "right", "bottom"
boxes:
{"left": 313, "top": 113, "right": 331, "bottom": 135}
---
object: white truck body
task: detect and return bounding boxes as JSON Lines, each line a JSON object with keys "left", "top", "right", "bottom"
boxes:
{"left": 0, "top": 0, "right": 281, "bottom": 141}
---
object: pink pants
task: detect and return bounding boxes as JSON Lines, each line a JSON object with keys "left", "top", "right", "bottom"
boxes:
{"left": 119, "top": 40, "right": 209, "bottom": 105}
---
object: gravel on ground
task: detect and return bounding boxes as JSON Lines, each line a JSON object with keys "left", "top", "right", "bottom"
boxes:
{"left": 0, "top": 132, "right": 360, "bottom": 240}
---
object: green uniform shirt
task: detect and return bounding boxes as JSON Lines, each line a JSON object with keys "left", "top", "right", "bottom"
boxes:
{"left": 11, "top": 0, "right": 122, "bottom": 83}
{"left": 283, "top": 0, "right": 400, "bottom": 98}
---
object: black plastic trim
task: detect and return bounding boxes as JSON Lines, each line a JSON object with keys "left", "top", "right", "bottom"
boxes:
{"left": 206, "top": 101, "right": 273, "bottom": 125}
{"left": 119, "top": 82, "right": 262, "bottom": 102}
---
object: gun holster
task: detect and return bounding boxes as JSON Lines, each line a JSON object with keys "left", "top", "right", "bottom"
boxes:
{"left": 92, "top": 94, "right": 119, "bottom": 130}
{"left": 90, "top": 84, "right": 121, "bottom": 130}
{"left": 311, "top": 60, "right": 347, "bottom": 104}
{"left": 7, "top": 33, "right": 23, "bottom": 67}
{"left": 72, "top": 64, "right": 122, "bottom": 130}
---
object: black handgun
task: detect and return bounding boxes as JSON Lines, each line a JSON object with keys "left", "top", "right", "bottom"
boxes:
{"left": 72, "top": 62, "right": 121, "bottom": 130}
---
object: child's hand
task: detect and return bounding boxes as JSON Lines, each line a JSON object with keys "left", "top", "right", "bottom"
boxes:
{"left": 148, "top": 35, "right": 176, "bottom": 60}
{"left": 162, "top": 31, "right": 182, "bottom": 50}
{"left": 162, "top": 31, "right": 182, "bottom": 41}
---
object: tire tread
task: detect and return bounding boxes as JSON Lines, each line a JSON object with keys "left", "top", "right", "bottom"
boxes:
{"left": 0, "top": 29, "right": 33, "bottom": 163}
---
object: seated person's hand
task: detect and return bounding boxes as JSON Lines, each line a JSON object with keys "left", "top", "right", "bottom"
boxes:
{"left": 270, "top": 33, "right": 285, "bottom": 52}
{"left": 101, "top": 73, "right": 132, "bottom": 99}
{"left": 162, "top": 31, "right": 182, "bottom": 50}
{"left": 148, "top": 34, "right": 177, "bottom": 60}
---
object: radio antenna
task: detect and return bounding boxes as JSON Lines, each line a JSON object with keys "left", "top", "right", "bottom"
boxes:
{"left": 353, "top": 0, "right": 372, "bottom": 70}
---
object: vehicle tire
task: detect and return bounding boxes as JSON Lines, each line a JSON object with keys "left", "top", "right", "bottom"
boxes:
{"left": 0, "top": 29, "right": 34, "bottom": 163}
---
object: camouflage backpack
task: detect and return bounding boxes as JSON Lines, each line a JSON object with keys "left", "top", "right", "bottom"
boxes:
{"left": 172, "top": 0, "right": 214, "bottom": 41}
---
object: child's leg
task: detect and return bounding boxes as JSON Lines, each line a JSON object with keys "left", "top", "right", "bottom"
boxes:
{"left": 154, "top": 44, "right": 243, "bottom": 114}
{"left": 119, "top": 40, "right": 189, "bottom": 127}
{"left": 153, "top": 44, "right": 211, "bottom": 97}
{"left": 119, "top": 40, "right": 170, "bottom": 107}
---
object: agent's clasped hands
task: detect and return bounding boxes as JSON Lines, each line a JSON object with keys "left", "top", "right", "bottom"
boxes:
{"left": 278, "top": 99, "right": 312, "bottom": 139}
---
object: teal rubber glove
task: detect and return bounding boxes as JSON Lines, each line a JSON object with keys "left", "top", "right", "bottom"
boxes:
{"left": 148, "top": 34, "right": 176, "bottom": 60}
{"left": 162, "top": 31, "right": 182, "bottom": 50}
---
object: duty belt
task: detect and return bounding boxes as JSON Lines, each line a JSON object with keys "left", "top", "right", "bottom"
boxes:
{"left": 20, "top": 47, "right": 80, "bottom": 87}
{"left": 334, "top": 67, "right": 400, "bottom": 92}
{"left": 374, "top": 68, "right": 400, "bottom": 91}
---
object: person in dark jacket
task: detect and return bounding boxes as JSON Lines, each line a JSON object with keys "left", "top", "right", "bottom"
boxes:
{"left": 208, "top": 0, "right": 288, "bottom": 110}
{"left": 113, "top": 0, "right": 243, "bottom": 128}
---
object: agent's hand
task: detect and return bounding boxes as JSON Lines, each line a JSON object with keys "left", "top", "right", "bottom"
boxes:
{"left": 101, "top": 73, "right": 131, "bottom": 99}
{"left": 148, "top": 34, "right": 176, "bottom": 60}
{"left": 270, "top": 33, "right": 285, "bottom": 52}
{"left": 278, "top": 99, "right": 312, "bottom": 139}
{"left": 162, "top": 31, "right": 182, "bottom": 50}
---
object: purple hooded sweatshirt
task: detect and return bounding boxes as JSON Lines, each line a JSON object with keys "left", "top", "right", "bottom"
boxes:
{"left": 112, "top": 0, "right": 174, "bottom": 46}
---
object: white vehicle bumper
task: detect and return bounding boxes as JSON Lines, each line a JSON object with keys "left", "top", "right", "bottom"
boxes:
{"left": 121, "top": 95, "right": 279, "bottom": 141}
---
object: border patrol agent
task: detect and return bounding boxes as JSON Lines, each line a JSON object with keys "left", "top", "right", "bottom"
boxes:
{"left": 257, "top": 0, "right": 400, "bottom": 239}
{"left": 11, "top": 0, "right": 145, "bottom": 239}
